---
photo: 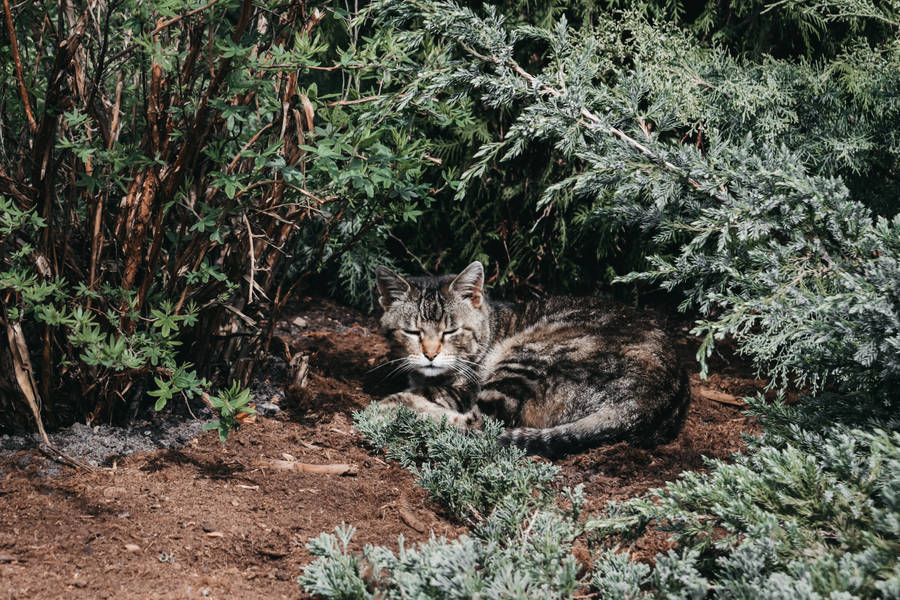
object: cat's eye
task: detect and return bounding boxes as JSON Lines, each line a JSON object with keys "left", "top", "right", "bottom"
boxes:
{"left": 402, "top": 329, "right": 421, "bottom": 337}
{"left": 442, "top": 328, "right": 460, "bottom": 337}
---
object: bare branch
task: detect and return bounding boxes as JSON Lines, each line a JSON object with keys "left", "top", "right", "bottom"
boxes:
{"left": 2, "top": 0, "right": 38, "bottom": 133}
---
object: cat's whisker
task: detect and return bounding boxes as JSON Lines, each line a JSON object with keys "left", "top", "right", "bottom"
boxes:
{"left": 446, "top": 364, "right": 468, "bottom": 382}
{"left": 367, "top": 357, "right": 411, "bottom": 374}
{"left": 454, "top": 358, "right": 482, "bottom": 368}
{"left": 452, "top": 361, "right": 477, "bottom": 375}
{"left": 457, "top": 359, "right": 480, "bottom": 371}
{"left": 449, "top": 361, "right": 480, "bottom": 384}
{"left": 379, "top": 358, "right": 415, "bottom": 383}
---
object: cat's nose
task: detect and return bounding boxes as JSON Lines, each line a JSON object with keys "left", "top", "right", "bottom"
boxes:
{"left": 423, "top": 350, "right": 438, "bottom": 361}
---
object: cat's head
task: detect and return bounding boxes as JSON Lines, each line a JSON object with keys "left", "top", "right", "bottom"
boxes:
{"left": 375, "top": 261, "right": 490, "bottom": 380}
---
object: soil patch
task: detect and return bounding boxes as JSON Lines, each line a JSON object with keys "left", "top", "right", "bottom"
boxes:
{"left": 0, "top": 298, "right": 764, "bottom": 598}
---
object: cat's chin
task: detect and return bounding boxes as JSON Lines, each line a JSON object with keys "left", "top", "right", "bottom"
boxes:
{"left": 416, "top": 365, "right": 450, "bottom": 377}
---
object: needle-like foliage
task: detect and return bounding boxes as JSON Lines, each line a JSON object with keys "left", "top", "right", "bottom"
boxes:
{"left": 301, "top": 2, "right": 900, "bottom": 598}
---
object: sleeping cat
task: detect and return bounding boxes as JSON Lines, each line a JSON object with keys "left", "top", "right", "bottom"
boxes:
{"left": 374, "top": 261, "right": 690, "bottom": 458}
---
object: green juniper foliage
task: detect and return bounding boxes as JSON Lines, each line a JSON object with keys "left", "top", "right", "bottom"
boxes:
{"left": 303, "top": 404, "right": 900, "bottom": 599}
{"left": 362, "top": 0, "right": 900, "bottom": 403}
{"left": 592, "top": 419, "right": 900, "bottom": 599}
{"left": 304, "top": 0, "right": 900, "bottom": 298}
{"left": 301, "top": 512, "right": 585, "bottom": 600}
{"left": 352, "top": 404, "right": 558, "bottom": 521}
{"left": 300, "top": 1, "right": 900, "bottom": 598}
{"left": 302, "top": 405, "right": 587, "bottom": 599}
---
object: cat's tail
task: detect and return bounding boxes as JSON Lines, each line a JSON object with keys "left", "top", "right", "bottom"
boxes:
{"left": 499, "top": 371, "right": 691, "bottom": 458}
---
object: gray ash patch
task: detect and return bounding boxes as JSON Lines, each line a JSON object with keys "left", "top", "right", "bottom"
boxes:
{"left": 0, "top": 364, "right": 292, "bottom": 469}
{"left": 1, "top": 340, "right": 303, "bottom": 471}
{"left": 248, "top": 356, "right": 289, "bottom": 418}
{"left": 252, "top": 389, "right": 285, "bottom": 418}
{"left": 0, "top": 412, "right": 212, "bottom": 467}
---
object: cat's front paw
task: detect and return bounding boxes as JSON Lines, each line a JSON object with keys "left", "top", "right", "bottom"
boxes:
{"left": 462, "top": 409, "right": 482, "bottom": 430}
{"left": 378, "top": 392, "right": 414, "bottom": 410}
{"left": 434, "top": 410, "right": 476, "bottom": 429}
{"left": 442, "top": 408, "right": 481, "bottom": 430}
{"left": 378, "top": 392, "right": 480, "bottom": 430}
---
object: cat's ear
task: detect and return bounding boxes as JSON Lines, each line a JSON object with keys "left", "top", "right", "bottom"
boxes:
{"left": 449, "top": 261, "right": 485, "bottom": 308}
{"left": 375, "top": 266, "right": 411, "bottom": 310}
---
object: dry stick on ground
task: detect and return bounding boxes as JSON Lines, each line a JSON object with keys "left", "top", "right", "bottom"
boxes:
{"left": 261, "top": 457, "right": 358, "bottom": 475}
{"left": 698, "top": 388, "right": 746, "bottom": 407}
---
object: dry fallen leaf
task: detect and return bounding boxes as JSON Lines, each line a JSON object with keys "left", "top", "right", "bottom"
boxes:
{"left": 236, "top": 406, "right": 257, "bottom": 425}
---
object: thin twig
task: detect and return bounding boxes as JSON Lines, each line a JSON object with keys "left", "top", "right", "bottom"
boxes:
{"left": 227, "top": 123, "right": 273, "bottom": 173}
{"left": 232, "top": 179, "right": 333, "bottom": 205}
{"left": 150, "top": 0, "right": 220, "bottom": 36}
{"left": 325, "top": 95, "right": 383, "bottom": 107}
{"left": 218, "top": 302, "right": 258, "bottom": 327}
{"left": 243, "top": 212, "right": 257, "bottom": 304}
{"left": 259, "top": 62, "right": 374, "bottom": 71}
{"left": 387, "top": 230, "right": 431, "bottom": 274}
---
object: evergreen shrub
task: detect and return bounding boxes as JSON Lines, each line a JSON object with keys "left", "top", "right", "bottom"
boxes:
{"left": 301, "top": 1, "right": 900, "bottom": 597}
{"left": 331, "top": 0, "right": 900, "bottom": 296}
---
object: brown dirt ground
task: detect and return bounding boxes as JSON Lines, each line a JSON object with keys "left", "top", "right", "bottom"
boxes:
{"left": 0, "top": 298, "right": 765, "bottom": 599}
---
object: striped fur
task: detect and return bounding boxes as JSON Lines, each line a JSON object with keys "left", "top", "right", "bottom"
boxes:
{"left": 374, "top": 262, "right": 690, "bottom": 458}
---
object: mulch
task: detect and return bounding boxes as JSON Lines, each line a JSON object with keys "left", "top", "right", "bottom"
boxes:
{"left": 0, "top": 298, "right": 763, "bottom": 599}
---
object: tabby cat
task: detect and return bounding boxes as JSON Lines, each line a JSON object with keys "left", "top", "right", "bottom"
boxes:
{"left": 374, "top": 261, "right": 690, "bottom": 457}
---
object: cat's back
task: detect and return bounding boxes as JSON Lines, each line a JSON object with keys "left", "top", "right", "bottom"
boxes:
{"left": 493, "top": 296, "right": 669, "bottom": 344}
{"left": 481, "top": 296, "right": 689, "bottom": 455}
{"left": 485, "top": 295, "right": 682, "bottom": 403}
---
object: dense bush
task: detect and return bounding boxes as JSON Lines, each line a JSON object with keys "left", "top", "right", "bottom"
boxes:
{"left": 319, "top": 0, "right": 900, "bottom": 297}
{"left": 0, "top": 0, "right": 436, "bottom": 430}
{"left": 300, "top": 1, "right": 900, "bottom": 598}
{"left": 594, "top": 402, "right": 900, "bottom": 599}
{"left": 353, "top": 404, "right": 559, "bottom": 521}
{"left": 303, "top": 402, "right": 900, "bottom": 598}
